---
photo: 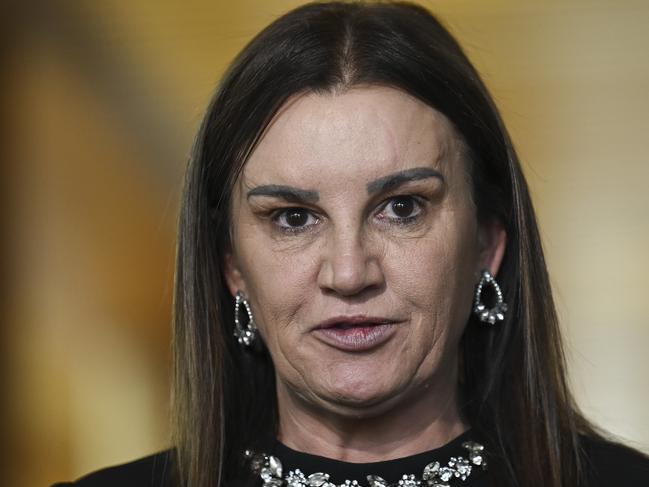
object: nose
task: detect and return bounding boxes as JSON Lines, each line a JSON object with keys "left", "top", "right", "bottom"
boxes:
{"left": 317, "top": 226, "right": 385, "bottom": 297}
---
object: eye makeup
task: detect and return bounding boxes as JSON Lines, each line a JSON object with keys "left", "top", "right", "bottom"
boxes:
{"left": 244, "top": 166, "right": 446, "bottom": 237}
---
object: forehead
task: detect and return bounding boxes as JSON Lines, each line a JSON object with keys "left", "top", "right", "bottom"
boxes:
{"left": 241, "top": 86, "right": 464, "bottom": 186}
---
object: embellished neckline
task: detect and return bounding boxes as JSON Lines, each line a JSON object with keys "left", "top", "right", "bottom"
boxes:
{"left": 245, "top": 430, "right": 487, "bottom": 487}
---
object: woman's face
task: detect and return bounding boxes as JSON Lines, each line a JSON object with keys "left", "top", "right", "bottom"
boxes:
{"left": 225, "top": 86, "right": 505, "bottom": 417}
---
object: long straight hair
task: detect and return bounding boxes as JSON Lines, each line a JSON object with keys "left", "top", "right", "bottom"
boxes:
{"left": 172, "top": 2, "right": 599, "bottom": 486}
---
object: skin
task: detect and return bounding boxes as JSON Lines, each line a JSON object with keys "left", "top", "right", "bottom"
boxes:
{"left": 225, "top": 86, "right": 506, "bottom": 462}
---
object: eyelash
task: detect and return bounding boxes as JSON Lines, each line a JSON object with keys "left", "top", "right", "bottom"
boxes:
{"left": 377, "top": 195, "right": 424, "bottom": 226}
{"left": 270, "top": 195, "right": 425, "bottom": 235}
{"left": 271, "top": 208, "right": 320, "bottom": 234}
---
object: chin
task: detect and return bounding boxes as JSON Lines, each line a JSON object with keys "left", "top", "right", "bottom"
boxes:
{"left": 312, "top": 376, "right": 410, "bottom": 417}
{"left": 317, "top": 392, "right": 408, "bottom": 420}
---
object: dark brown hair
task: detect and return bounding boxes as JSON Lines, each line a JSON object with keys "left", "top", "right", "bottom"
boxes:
{"left": 172, "top": 2, "right": 599, "bottom": 486}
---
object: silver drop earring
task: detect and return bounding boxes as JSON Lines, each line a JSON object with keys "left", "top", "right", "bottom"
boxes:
{"left": 473, "top": 270, "right": 507, "bottom": 325}
{"left": 234, "top": 290, "right": 257, "bottom": 346}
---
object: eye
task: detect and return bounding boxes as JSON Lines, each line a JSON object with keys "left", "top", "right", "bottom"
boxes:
{"left": 377, "top": 195, "right": 423, "bottom": 223}
{"left": 273, "top": 207, "right": 319, "bottom": 232}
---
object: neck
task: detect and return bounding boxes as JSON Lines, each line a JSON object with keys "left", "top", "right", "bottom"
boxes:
{"left": 276, "top": 370, "right": 467, "bottom": 463}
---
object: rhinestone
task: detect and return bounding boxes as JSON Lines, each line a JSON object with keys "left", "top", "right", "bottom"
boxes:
{"left": 422, "top": 461, "right": 440, "bottom": 480}
{"left": 462, "top": 441, "right": 485, "bottom": 452}
{"left": 367, "top": 475, "right": 388, "bottom": 487}
{"left": 261, "top": 468, "right": 274, "bottom": 481}
{"left": 455, "top": 458, "right": 471, "bottom": 480}
{"left": 269, "top": 456, "right": 283, "bottom": 477}
{"left": 469, "top": 451, "right": 483, "bottom": 466}
{"left": 398, "top": 474, "right": 418, "bottom": 487}
{"left": 287, "top": 478, "right": 306, "bottom": 487}
{"left": 264, "top": 480, "right": 283, "bottom": 487}
{"left": 438, "top": 467, "right": 454, "bottom": 483}
{"left": 308, "top": 472, "right": 330, "bottom": 487}
{"left": 286, "top": 470, "right": 308, "bottom": 487}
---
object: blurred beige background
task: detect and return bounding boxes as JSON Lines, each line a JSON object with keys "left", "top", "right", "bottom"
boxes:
{"left": 1, "top": 1, "right": 647, "bottom": 485}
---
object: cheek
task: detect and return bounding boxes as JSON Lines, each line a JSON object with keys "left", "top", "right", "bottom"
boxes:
{"left": 383, "top": 218, "right": 479, "bottom": 336}
{"left": 235, "top": 226, "right": 318, "bottom": 339}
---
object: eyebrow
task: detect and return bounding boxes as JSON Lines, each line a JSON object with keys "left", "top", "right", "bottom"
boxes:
{"left": 247, "top": 184, "right": 319, "bottom": 203}
{"left": 366, "top": 167, "right": 445, "bottom": 194}
{"left": 245, "top": 167, "right": 444, "bottom": 203}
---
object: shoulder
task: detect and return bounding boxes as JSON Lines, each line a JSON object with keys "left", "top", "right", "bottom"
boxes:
{"left": 582, "top": 435, "right": 649, "bottom": 486}
{"left": 51, "top": 449, "right": 176, "bottom": 487}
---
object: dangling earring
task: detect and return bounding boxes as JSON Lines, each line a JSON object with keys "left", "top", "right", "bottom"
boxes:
{"left": 234, "top": 290, "right": 257, "bottom": 346}
{"left": 473, "top": 270, "right": 507, "bottom": 325}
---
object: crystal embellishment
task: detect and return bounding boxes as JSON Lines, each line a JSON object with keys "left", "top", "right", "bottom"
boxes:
{"left": 422, "top": 461, "right": 440, "bottom": 480}
{"left": 286, "top": 469, "right": 307, "bottom": 487}
{"left": 308, "top": 473, "right": 331, "bottom": 487}
{"left": 473, "top": 270, "right": 507, "bottom": 325}
{"left": 246, "top": 440, "right": 487, "bottom": 487}
{"left": 367, "top": 475, "right": 388, "bottom": 487}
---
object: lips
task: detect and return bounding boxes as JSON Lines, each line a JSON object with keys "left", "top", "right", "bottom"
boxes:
{"left": 312, "top": 315, "right": 401, "bottom": 352}
{"left": 315, "top": 315, "right": 398, "bottom": 330}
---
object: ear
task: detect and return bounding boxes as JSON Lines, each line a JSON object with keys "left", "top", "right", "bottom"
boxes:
{"left": 477, "top": 218, "right": 507, "bottom": 277}
{"left": 223, "top": 251, "right": 247, "bottom": 298}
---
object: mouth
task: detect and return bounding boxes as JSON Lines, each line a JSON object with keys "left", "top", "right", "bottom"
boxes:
{"left": 329, "top": 322, "right": 381, "bottom": 330}
{"left": 312, "top": 315, "right": 401, "bottom": 352}
{"left": 315, "top": 315, "right": 398, "bottom": 329}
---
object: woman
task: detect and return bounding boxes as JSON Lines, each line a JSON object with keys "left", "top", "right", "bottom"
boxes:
{"left": 54, "top": 2, "right": 649, "bottom": 487}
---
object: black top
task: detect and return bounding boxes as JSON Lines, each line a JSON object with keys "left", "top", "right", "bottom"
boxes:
{"left": 51, "top": 432, "right": 649, "bottom": 487}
